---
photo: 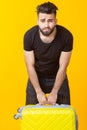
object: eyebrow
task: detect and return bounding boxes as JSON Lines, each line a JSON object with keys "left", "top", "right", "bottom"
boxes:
{"left": 40, "top": 18, "right": 54, "bottom": 21}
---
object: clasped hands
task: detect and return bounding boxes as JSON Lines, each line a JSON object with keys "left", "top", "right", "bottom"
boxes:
{"left": 37, "top": 91, "right": 57, "bottom": 105}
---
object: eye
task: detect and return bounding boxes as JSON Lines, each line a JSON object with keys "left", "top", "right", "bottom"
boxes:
{"left": 40, "top": 19, "right": 45, "bottom": 22}
{"left": 48, "top": 19, "right": 53, "bottom": 22}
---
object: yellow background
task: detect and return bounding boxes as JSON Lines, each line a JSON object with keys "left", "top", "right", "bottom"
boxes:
{"left": 0, "top": 0, "right": 87, "bottom": 130}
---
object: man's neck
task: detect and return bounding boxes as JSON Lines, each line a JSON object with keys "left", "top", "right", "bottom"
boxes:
{"left": 39, "top": 27, "right": 57, "bottom": 43}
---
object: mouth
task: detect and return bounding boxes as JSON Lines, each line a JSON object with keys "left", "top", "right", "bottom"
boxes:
{"left": 43, "top": 27, "right": 51, "bottom": 31}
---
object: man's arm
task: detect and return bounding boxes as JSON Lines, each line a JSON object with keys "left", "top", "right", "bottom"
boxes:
{"left": 24, "top": 50, "right": 47, "bottom": 104}
{"left": 47, "top": 51, "right": 72, "bottom": 104}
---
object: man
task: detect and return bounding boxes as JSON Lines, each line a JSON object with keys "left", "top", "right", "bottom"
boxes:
{"left": 23, "top": 2, "right": 73, "bottom": 105}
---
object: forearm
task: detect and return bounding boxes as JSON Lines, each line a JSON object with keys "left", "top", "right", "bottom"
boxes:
{"left": 51, "top": 67, "right": 66, "bottom": 94}
{"left": 24, "top": 50, "right": 47, "bottom": 104}
{"left": 47, "top": 51, "right": 72, "bottom": 104}
{"left": 27, "top": 66, "right": 42, "bottom": 94}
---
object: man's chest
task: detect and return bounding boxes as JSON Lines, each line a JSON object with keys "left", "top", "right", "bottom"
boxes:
{"left": 33, "top": 40, "right": 63, "bottom": 61}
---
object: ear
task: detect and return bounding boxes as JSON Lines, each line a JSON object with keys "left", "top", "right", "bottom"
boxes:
{"left": 36, "top": 14, "right": 39, "bottom": 24}
{"left": 55, "top": 18, "right": 58, "bottom": 24}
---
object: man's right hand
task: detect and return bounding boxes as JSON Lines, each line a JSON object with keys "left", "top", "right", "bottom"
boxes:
{"left": 37, "top": 92, "right": 48, "bottom": 105}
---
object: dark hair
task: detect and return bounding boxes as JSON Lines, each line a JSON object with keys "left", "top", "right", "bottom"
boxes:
{"left": 36, "top": 2, "right": 58, "bottom": 16}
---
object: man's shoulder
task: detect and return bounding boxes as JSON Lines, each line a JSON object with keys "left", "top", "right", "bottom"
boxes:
{"left": 24, "top": 25, "right": 39, "bottom": 37}
{"left": 56, "top": 25, "right": 73, "bottom": 37}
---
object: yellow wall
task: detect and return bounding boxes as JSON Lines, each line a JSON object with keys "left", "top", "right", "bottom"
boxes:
{"left": 0, "top": 0, "right": 86, "bottom": 130}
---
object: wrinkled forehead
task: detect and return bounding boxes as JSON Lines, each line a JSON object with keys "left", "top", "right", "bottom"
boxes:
{"left": 38, "top": 13, "right": 56, "bottom": 19}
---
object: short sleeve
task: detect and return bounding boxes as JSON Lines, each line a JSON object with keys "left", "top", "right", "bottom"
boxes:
{"left": 23, "top": 31, "right": 33, "bottom": 51}
{"left": 62, "top": 33, "right": 73, "bottom": 52}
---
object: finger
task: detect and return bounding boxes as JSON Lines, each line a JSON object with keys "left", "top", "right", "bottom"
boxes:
{"left": 47, "top": 100, "right": 56, "bottom": 105}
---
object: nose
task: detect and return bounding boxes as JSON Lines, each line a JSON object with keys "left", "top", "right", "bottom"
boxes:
{"left": 45, "top": 21, "right": 49, "bottom": 27}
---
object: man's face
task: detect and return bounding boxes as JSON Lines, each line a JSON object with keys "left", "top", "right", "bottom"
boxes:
{"left": 38, "top": 13, "right": 57, "bottom": 36}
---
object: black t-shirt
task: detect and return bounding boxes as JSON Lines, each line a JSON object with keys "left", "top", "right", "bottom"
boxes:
{"left": 24, "top": 25, "right": 73, "bottom": 78}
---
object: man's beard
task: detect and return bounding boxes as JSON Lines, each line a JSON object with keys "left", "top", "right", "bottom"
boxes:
{"left": 39, "top": 26, "right": 56, "bottom": 36}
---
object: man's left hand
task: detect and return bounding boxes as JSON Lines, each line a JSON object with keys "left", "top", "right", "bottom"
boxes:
{"left": 47, "top": 92, "right": 57, "bottom": 105}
